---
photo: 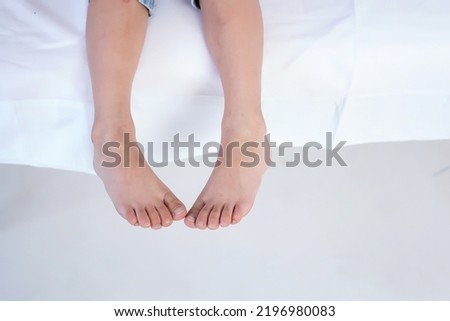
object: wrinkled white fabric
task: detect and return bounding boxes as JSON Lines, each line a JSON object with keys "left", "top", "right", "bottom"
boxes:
{"left": 0, "top": 0, "right": 449, "bottom": 173}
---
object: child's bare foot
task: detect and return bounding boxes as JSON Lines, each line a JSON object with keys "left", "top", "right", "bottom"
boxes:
{"left": 92, "top": 121, "right": 187, "bottom": 228}
{"left": 185, "top": 113, "right": 268, "bottom": 229}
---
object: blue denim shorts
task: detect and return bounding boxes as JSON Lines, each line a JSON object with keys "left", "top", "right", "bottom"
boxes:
{"left": 140, "top": 0, "right": 200, "bottom": 16}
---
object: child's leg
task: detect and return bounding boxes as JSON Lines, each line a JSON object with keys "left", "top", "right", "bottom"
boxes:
{"left": 185, "top": 0, "right": 267, "bottom": 229}
{"left": 87, "top": 0, "right": 186, "bottom": 228}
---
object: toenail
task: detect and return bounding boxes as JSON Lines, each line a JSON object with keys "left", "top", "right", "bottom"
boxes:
{"left": 232, "top": 220, "right": 238, "bottom": 224}
{"left": 186, "top": 216, "right": 195, "bottom": 222}
{"left": 154, "top": 224, "right": 162, "bottom": 229}
{"left": 173, "top": 207, "right": 185, "bottom": 217}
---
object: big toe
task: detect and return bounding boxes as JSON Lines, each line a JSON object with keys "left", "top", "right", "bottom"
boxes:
{"left": 231, "top": 202, "right": 252, "bottom": 225}
{"left": 185, "top": 198, "right": 205, "bottom": 229}
{"left": 118, "top": 206, "right": 138, "bottom": 226}
{"left": 164, "top": 191, "right": 187, "bottom": 221}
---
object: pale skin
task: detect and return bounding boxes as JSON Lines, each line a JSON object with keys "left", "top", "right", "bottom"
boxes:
{"left": 86, "top": 0, "right": 267, "bottom": 229}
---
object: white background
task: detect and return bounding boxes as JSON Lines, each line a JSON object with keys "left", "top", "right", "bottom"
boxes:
{"left": 1, "top": 141, "right": 450, "bottom": 300}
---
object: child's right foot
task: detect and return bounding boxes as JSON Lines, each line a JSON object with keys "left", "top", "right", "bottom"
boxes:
{"left": 92, "top": 123, "right": 187, "bottom": 228}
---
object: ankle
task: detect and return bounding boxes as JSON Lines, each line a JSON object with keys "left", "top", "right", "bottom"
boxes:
{"left": 222, "top": 111, "right": 267, "bottom": 133}
{"left": 91, "top": 119, "right": 136, "bottom": 146}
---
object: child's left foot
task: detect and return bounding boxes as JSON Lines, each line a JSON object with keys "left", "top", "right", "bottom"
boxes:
{"left": 185, "top": 113, "right": 268, "bottom": 229}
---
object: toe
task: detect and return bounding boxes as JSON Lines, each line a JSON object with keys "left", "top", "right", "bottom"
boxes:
{"left": 147, "top": 207, "right": 162, "bottom": 229}
{"left": 157, "top": 205, "right": 173, "bottom": 227}
{"left": 164, "top": 192, "right": 187, "bottom": 221}
{"left": 195, "top": 204, "right": 213, "bottom": 230}
{"left": 136, "top": 207, "right": 151, "bottom": 228}
{"left": 208, "top": 206, "right": 223, "bottom": 230}
{"left": 118, "top": 206, "right": 138, "bottom": 226}
{"left": 231, "top": 202, "right": 252, "bottom": 225}
{"left": 220, "top": 204, "right": 233, "bottom": 227}
{"left": 185, "top": 198, "right": 204, "bottom": 228}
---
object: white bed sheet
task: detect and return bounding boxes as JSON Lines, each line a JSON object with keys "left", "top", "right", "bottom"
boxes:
{"left": 0, "top": 0, "right": 449, "bottom": 173}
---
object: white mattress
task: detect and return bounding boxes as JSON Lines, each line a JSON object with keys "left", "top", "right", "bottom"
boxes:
{"left": 1, "top": 0, "right": 450, "bottom": 173}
